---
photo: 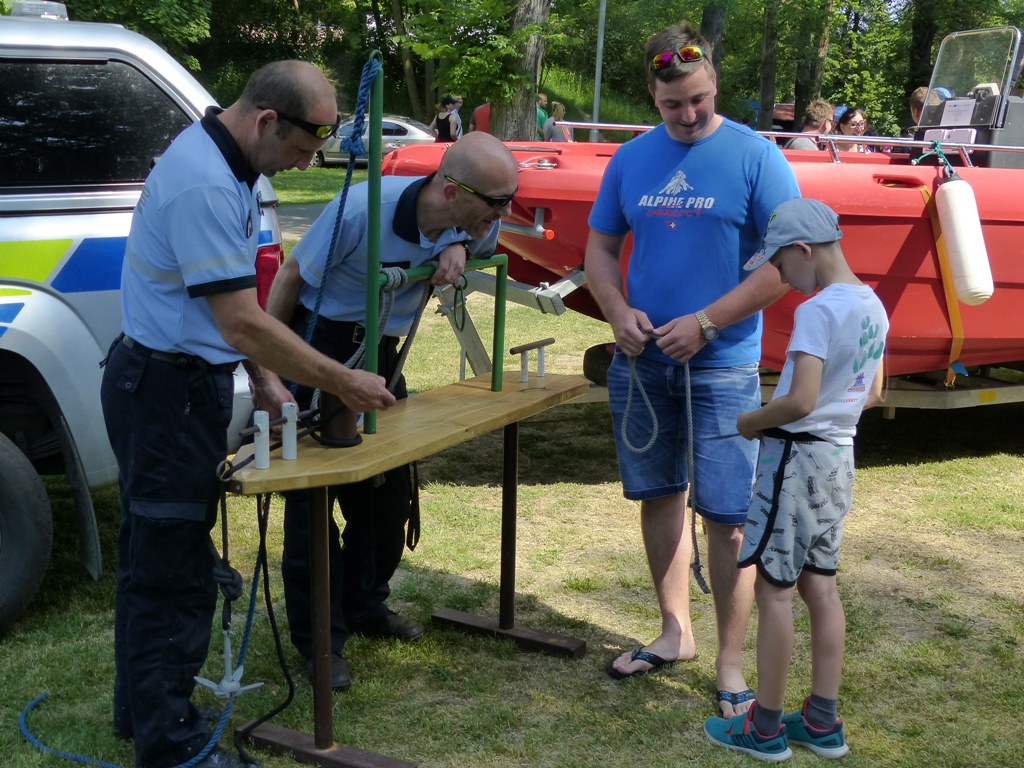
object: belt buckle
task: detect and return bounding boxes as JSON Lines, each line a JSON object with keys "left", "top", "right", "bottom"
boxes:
{"left": 352, "top": 325, "right": 365, "bottom": 344}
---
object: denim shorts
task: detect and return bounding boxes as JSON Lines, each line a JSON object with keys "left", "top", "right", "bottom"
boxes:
{"left": 607, "top": 351, "right": 761, "bottom": 526}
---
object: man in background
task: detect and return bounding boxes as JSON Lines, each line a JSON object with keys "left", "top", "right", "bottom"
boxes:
{"left": 784, "top": 100, "right": 834, "bottom": 150}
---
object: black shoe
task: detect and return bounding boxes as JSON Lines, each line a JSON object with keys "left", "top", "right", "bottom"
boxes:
{"left": 352, "top": 610, "right": 425, "bottom": 643}
{"left": 194, "top": 747, "right": 261, "bottom": 767}
{"left": 305, "top": 651, "right": 352, "bottom": 692}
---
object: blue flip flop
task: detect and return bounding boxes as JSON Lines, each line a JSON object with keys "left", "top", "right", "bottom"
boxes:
{"left": 605, "top": 646, "right": 678, "bottom": 680}
{"left": 717, "top": 688, "right": 756, "bottom": 717}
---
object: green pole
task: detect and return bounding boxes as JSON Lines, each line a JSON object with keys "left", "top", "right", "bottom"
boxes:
{"left": 364, "top": 53, "right": 383, "bottom": 434}
{"left": 492, "top": 255, "right": 508, "bottom": 392}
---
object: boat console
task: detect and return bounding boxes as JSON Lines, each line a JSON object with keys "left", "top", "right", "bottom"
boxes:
{"left": 916, "top": 26, "right": 1024, "bottom": 168}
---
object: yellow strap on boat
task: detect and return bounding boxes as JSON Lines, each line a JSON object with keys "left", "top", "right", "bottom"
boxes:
{"left": 918, "top": 185, "right": 964, "bottom": 387}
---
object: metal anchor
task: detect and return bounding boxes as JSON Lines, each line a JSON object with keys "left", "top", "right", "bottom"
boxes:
{"left": 194, "top": 628, "right": 263, "bottom": 701}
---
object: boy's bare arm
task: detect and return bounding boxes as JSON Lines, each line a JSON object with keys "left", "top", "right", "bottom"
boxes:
{"left": 736, "top": 352, "right": 823, "bottom": 440}
{"left": 863, "top": 356, "right": 886, "bottom": 409}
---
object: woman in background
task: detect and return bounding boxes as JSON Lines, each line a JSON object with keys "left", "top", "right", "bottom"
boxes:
{"left": 430, "top": 96, "right": 456, "bottom": 142}
{"left": 832, "top": 108, "right": 869, "bottom": 152}
{"left": 543, "top": 101, "right": 572, "bottom": 142}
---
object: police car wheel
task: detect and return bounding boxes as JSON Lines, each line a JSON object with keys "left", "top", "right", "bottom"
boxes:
{"left": 0, "top": 432, "right": 54, "bottom": 635}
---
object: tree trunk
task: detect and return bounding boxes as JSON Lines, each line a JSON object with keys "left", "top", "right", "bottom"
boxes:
{"left": 757, "top": 2, "right": 779, "bottom": 131}
{"left": 492, "top": 0, "right": 549, "bottom": 141}
{"left": 368, "top": 0, "right": 388, "bottom": 61}
{"left": 908, "top": 0, "right": 938, "bottom": 98}
{"left": 792, "top": 3, "right": 830, "bottom": 127}
{"left": 701, "top": 1, "right": 726, "bottom": 78}
{"left": 390, "top": 0, "right": 422, "bottom": 121}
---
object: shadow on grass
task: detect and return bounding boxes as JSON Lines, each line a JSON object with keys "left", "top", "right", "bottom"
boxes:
{"left": 855, "top": 399, "right": 1024, "bottom": 468}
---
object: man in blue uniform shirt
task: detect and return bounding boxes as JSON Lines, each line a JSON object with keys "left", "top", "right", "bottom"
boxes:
{"left": 101, "top": 60, "right": 395, "bottom": 768}
{"left": 266, "top": 132, "right": 518, "bottom": 692}
{"left": 585, "top": 21, "right": 800, "bottom": 717}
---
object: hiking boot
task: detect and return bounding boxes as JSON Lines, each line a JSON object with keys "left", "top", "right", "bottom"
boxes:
{"left": 782, "top": 699, "right": 850, "bottom": 758}
{"left": 351, "top": 609, "right": 424, "bottom": 643}
{"left": 304, "top": 651, "right": 352, "bottom": 692}
{"left": 704, "top": 705, "right": 793, "bottom": 763}
{"left": 194, "top": 747, "right": 261, "bottom": 767}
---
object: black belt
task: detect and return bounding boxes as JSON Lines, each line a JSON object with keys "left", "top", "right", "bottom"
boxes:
{"left": 293, "top": 308, "right": 399, "bottom": 347}
{"left": 121, "top": 335, "right": 238, "bottom": 374}
{"left": 763, "top": 427, "right": 827, "bottom": 442}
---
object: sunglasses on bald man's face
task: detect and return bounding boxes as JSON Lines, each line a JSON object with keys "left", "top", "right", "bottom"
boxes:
{"left": 650, "top": 45, "right": 707, "bottom": 71}
{"left": 258, "top": 105, "right": 342, "bottom": 139}
{"left": 445, "top": 175, "right": 516, "bottom": 208}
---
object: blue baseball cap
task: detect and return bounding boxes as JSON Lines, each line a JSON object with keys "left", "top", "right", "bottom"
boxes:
{"left": 744, "top": 198, "right": 843, "bottom": 271}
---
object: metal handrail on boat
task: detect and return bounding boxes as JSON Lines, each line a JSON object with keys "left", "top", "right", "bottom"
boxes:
{"left": 557, "top": 121, "right": 1024, "bottom": 167}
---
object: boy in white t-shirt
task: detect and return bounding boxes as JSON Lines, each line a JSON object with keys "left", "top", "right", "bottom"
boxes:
{"left": 704, "top": 198, "right": 888, "bottom": 762}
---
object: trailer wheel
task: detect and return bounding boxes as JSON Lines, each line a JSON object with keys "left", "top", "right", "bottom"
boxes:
{"left": 0, "top": 432, "right": 54, "bottom": 635}
{"left": 583, "top": 343, "right": 615, "bottom": 387}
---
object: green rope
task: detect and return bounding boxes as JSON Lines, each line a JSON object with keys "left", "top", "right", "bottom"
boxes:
{"left": 913, "top": 139, "right": 957, "bottom": 177}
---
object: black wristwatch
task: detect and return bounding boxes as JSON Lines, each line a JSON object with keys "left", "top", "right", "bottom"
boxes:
{"left": 694, "top": 309, "right": 719, "bottom": 342}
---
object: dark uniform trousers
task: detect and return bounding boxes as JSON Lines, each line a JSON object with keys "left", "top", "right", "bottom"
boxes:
{"left": 100, "top": 337, "right": 234, "bottom": 768}
{"left": 281, "top": 314, "right": 412, "bottom": 659}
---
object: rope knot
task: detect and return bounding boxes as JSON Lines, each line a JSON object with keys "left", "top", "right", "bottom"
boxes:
{"left": 381, "top": 266, "right": 409, "bottom": 292}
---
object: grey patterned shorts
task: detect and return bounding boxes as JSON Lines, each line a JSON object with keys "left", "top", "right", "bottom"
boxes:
{"left": 738, "top": 430, "right": 854, "bottom": 587}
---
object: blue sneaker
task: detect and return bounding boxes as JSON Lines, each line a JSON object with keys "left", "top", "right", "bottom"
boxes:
{"left": 704, "top": 705, "right": 793, "bottom": 762}
{"left": 781, "top": 699, "right": 850, "bottom": 758}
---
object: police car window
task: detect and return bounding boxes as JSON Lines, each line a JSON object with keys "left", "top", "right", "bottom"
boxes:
{"left": 0, "top": 59, "right": 191, "bottom": 188}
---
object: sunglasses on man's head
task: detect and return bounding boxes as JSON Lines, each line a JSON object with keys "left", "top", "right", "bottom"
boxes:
{"left": 444, "top": 175, "right": 517, "bottom": 208}
{"left": 258, "top": 105, "right": 342, "bottom": 139}
{"left": 650, "top": 45, "right": 707, "bottom": 71}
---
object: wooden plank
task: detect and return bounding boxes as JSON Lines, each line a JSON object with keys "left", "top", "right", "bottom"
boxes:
{"left": 228, "top": 373, "right": 588, "bottom": 495}
{"left": 431, "top": 608, "right": 587, "bottom": 659}
{"left": 239, "top": 721, "right": 417, "bottom": 768}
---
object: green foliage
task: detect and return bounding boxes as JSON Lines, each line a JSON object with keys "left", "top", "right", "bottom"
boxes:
{"left": 67, "top": 0, "right": 211, "bottom": 66}
{"left": 187, "top": 0, "right": 351, "bottom": 103}
{"left": 393, "top": 0, "right": 575, "bottom": 103}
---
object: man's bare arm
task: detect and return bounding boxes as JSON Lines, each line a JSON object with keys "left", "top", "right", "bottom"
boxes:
{"left": 207, "top": 288, "right": 395, "bottom": 414}
{"left": 584, "top": 229, "right": 652, "bottom": 357}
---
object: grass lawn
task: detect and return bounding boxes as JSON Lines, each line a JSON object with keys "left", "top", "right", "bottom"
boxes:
{"left": 3, "top": 174, "right": 1022, "bottom": 768}
{"left": 271, "top": 166, "right": 368, "bottom": 206}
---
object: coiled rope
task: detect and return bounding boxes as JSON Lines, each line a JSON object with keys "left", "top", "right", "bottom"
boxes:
{"left": 620, "top": 338, "right": 709, "bottom": 594}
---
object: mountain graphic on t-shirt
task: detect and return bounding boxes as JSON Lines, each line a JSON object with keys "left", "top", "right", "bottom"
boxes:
{"left": 659, "top": 171, "right": 694, "bottom": 194}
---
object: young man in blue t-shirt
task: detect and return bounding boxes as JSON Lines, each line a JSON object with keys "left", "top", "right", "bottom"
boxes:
{"left": 585, "top": 20, "right": 800, "bottom": 716}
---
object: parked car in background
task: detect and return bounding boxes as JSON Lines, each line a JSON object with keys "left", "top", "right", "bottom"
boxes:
{"left": 312, "top": 114, "right": 436, "bottom": 167}
{"left": 0, "top": 1, "right": 280, "bottom": 634}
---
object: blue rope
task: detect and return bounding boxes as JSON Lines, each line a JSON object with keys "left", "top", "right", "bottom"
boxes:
{"left": 20, "top": 688, "right": 234, "bottom": 768}
{"left": 301, "top": 54, "right": 382, "bottom": 351}
{"left": 19, "top": 557, "right": 262, "bottom": 768}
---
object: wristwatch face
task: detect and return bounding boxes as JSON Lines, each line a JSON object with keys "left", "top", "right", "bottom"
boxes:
{"left": 696, "top": 310, "right": 719, "bottom": 341}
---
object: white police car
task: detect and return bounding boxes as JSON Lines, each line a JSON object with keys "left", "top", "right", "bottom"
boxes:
{"left": 0, "top": 2, "right": 283, "bottom": 632}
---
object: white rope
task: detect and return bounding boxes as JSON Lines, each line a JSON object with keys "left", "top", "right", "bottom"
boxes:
{"left": 621, "top": 349, "right": 709, "bottom": 593}
{"left": 621, "top": 355, "right": 659, "bottom": 454}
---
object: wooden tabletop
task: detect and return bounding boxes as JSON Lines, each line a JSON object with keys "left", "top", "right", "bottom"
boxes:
{"left": 226, "top": 373, "right": 589, "bottom": 495}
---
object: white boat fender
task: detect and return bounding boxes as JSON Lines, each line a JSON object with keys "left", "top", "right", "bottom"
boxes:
{"left": 935, "top": 170, "right": 993, "bottom": 305}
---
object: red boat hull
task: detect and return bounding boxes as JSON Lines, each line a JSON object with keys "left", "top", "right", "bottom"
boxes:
{"left": 382, "top": 142, "right": 1024, "bottom": 378}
